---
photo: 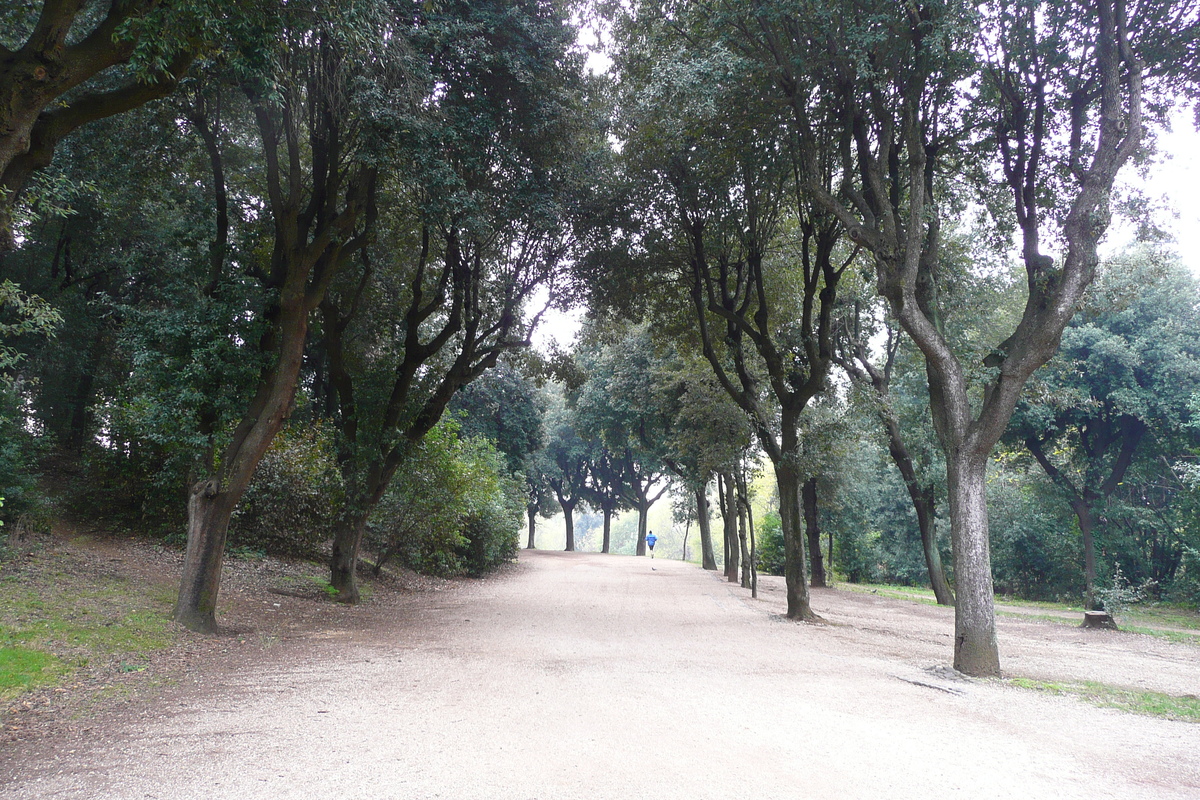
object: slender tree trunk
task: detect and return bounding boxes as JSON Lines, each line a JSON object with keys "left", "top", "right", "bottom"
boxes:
{"left": 748, "top": 494, "right": 758, "bottom": 599}
{"left": 775, "top": 461, "right": 814, "bottom": 620}
{"left": 636, "top": 501, "right": 649, "bottom": 556}
{"left": 563, "top": 500, "right": 576, "bottom": 551}
{"left": 803, "top": 476, "right": 826, "bottom": 588}
{"left": 695, "top": 485, "right": 717, "bottom": 571}
{"left": 826, "top": 527, "right": 833, "bottom": 581}
{"left": 602, "top": 505, "right": 613, "bottom": 554}
{"left": 883, "top": 412, "right": 954, "bottom": 605}
{"left": 914, "top": 485, "right": 954, "bottom": 606}
{"left": 947, "top": 453, "right": 1000, "bottom": 676}
{"left": 526, "top": 504, "right": 537, "bottom": 549}
{"left": 720, "top": 473, "right": 739, "bottom": 582}
{"left": 1070, "top": 498, "right": 1100, "bottom": 610}
{"left": 681, "top": 519, "right": 691, "bottom": 562}
{"left": 738, "top": 489, "right": 751, "bottom": 589}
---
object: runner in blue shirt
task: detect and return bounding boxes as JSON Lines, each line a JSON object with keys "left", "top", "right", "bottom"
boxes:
{"left": 646, "top": 531, "right": 657, "bottom": 558}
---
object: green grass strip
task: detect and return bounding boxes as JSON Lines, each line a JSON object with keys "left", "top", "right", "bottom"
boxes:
{"left": 1010, "top": 677, "right": 1200, "bottom": 723}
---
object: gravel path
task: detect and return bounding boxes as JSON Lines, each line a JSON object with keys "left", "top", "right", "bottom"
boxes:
{"left": 2, "top": 549, "right": 1197, "bottom": 799}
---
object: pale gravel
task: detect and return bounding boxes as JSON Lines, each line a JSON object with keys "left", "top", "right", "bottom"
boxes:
{"left": 2, "top": 549, "right": 1197, "bottom": 799}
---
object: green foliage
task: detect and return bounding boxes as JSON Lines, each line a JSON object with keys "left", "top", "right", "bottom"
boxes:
{"left": 987, "top": 462, "right": 1083, "bottom": 602}
{"left": 1094, "top": 563, "right": 1158, "bottom": 620}
{"left": 756, "top": 511, "right": 785, "bottom": 576}
{"left": 229, "top": 423, "right": 345, "bottom": 559}
{"left": 0, "top": 279, "right": 62, "bottom": 378}
{"left": 0, "top": 388, "right": 45, "bottom": 526}
{"left": 368, "top": 420, "right": 522, "bottom": 578}
{"left": 450, "top": 363, "right": 544, "bottom": 474}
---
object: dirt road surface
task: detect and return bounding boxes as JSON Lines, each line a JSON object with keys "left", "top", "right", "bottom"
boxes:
{"left": 2, "top": 549, "right": 1198, "bottom": 799}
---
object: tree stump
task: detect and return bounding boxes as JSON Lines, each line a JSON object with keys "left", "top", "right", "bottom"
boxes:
{"left": 1080, "top": 610, "right": 1119, "bottom": 630}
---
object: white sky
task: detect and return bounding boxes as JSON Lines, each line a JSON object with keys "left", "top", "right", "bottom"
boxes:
{"left": 1111, "top": 110, "right": 1200, "bottom": 275}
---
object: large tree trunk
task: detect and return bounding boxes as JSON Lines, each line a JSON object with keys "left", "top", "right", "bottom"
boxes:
{"left": 1070, "top": 497, "right": 1100, "bottom": 610}
{"left": 695, "top": 485, "right": 717, "bottom": 571}
{"left": 775, "top": 461, "right": 815, "bottom": 620}
{"left": 174, "top": 292, "right": 312, "bottom": 631}
{"left": 329, "top": 510, "right": 369, "bottom": 604}
{"left": 526, "top": 504, "right": 537, "bottom": 549}
{"left": 802, "top": 476, "right": 826, "bottom": 588}
{"left": 947, "top": 453, "right": 1000, "bottom": 677}
{"left": 721, "top": 473, "right": 739, "bottom": 583}
{"left": 563, "top": 500, "right": 576, "bottom": 552}
{"left": 173, "top": 481, "right": 239, "bottom": 633}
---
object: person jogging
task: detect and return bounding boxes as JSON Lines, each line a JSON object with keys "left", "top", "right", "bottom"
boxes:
{"left": 646, "top": 531, "right": 657, "bottom": 558}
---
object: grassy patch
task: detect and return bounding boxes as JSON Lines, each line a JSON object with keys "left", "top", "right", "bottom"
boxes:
{"left": 0, "top": 646, "right": 66, "bottom": 699}
{"left": 1116, "top": 625, "right": 1200, "bottom": 646}
{"left": 838, "top": 582, "right": 941, "bottom": 606}
{"left": 993, "top": 608, "right": 1200, "bottom": 645}
{"left": 1010, "top": 678, "right": 1200, "bottom": 723}
{"left": 0, "top": 568, "right": 178, "bottom": 702}
{"left": 306, "top": 575, "right": 339, "bottom": 598}
{"left": 1121, "top": 606, "right": 1200, "bottom": 632}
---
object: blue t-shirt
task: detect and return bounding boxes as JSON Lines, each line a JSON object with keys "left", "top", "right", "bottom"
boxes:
{"left": 646, "top": 534, "right": 657, "bottom": 548}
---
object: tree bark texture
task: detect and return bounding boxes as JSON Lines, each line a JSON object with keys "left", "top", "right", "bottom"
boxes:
{"left": 947, "top": 454, "right": 1000, "bottom": 677}
{"left": 721, "top": 473, "right": 739, "bottom": 583}
{"left": 329, "top": 511, "right": 370, "bottom": 604}
{"left": 802, "top": 477, "right": 826, "bottom": 588}
{"left": 1071, "top": 499, "right": 1099, "bottom": 610}
{"left": 173, "top": 482, "right": 238, "bottom": 633}
{"left": 695, "top": 485, "right": 717, "bottom": 571}
{"left": 601, "top": 505, "right": 613, "bottom": 554}
{"left": 526, "top": 505, "right": 537, "bottom": 549}
{"left": 775, "top": 461, "right": 815, "bottom": 620}
{"left": 563, "top": 499, "right": 576, "bottom": 552}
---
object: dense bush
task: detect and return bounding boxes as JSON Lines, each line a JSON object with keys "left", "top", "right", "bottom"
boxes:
{"left": 755, "top": 511, "right": 785, "bottom": 576}
{"left": 228, "top": 423, "right": 345, "bottom": 558}
{"left": 367, "top": 421, "right": 522, "bottom": 578}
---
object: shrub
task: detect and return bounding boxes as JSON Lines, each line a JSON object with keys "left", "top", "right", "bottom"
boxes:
{"left": 756, "top": 511, "right": 785, "bottom": 576}
{"left": 367, "top": 421, "right": 522, "bottom": 578}
{"left": 228, "top": 423, "right": 344, "bottom": 558}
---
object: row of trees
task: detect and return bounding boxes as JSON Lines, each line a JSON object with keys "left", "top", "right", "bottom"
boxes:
{"left": 1, "top": 1, "right": 598, "bottom": 631}
{"left": 2, "top": 0, "right": 1199, "bottom": 679}
{"left": 523, "top": 245, "right": 1199, "bottom": 623}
